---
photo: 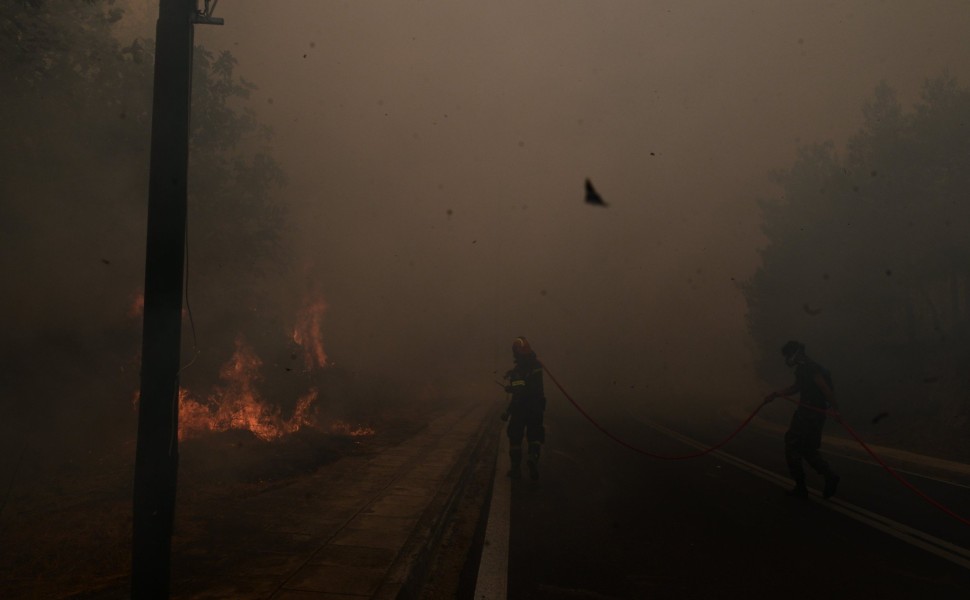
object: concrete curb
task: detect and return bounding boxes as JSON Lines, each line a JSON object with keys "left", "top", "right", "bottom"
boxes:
{"left": 165, "top": 400, "right": 501, "bottom": 600}
{"left": 380, "top": 401, "right": 500, "bottom": 599}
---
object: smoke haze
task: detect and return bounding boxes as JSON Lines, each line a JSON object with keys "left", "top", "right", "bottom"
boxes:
{"left": 6, "top": 0, "right": 970, "bottom": 437}
{"left": 185, "top": 1, "right": 970, "bottom": 403}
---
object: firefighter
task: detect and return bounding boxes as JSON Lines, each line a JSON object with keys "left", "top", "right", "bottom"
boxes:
{"left": 764, "top": 340, "right": 841, "bottom": 499}
{"left": 501, "top": 336, "right": 546, "bottom": 480}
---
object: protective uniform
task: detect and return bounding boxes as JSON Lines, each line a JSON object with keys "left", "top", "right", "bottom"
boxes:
{"left": 504, "top": 337, "right": 546, "bottom": 480}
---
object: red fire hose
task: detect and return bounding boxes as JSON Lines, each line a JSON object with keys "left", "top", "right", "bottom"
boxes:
{"left": 778, "top": 396, "right": 970, "bottom": 526}
{"left": 540, "top": 361, "right": 766, "bottom": 460}
{"left": 539, "top": 360, "right": 970, "bottom": 527}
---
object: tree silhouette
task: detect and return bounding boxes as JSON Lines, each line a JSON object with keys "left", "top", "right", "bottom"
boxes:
{"left": 744, "top": 76, "right": 970, "bottom": 456}
{"left": 0, "top": 1, "right": 289, "bottom": 429}
{"left": 1, "top": 0, "right": 286, "bottom": 280}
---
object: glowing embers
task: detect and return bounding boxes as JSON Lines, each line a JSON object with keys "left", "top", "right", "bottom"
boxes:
{"left": 127, "top": 288, "right": 187, "bottom": 320}
{"left": 130, "top": 288, "right": 372, "bottom": 442}
{"left": 179, "top": 336, "right": 319, "bottom": 441}
{"left": 292, "top": 293, "right": 328, "bottom": 371}
{"left": 328, "top": 420, "right": 376, "bottom": 437}
{"left": 128, "top": 291, "right": 144, "bottom": 319}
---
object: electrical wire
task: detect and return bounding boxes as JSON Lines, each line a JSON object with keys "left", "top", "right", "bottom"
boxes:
{"left": 169, "top": 211, "right": 200, "bottom": 456}
{"left": 177, "top": 210, "right": 200, "bottom": 377}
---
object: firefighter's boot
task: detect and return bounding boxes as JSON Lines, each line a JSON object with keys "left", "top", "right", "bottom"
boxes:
{"left": 823, "top": 471, "right": 840, "bottom": 499}
{"left": 508, "top": 445, "right": 522, "bottom": 480}
{"left": 787, "top": 480, "right": 809, "bottom": 499}
{"left": 526, "top": 442, "right": 541, "bottom": 481}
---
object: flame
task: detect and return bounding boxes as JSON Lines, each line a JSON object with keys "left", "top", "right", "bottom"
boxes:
{"left": 127, "top": 289, "right": 188, "bottom": 320}
{"left": 328, "top": 420, "right": 376, "bottom": 437}
{"left": 127, "top": 288, "right": 368, "bottom": 443}
{"left": 128, "top": 292, "right": 144, "bottom": 319}
{"left": 292, "top": 293, "right": 328, "bottom": 371}
{"left": 177, "top": 336, "right": 320, "bottom": 441}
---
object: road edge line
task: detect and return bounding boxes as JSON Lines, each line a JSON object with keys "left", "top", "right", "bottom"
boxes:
{"left": 643, "top": 418, "right": 970, "bottom": 571}
{"left": 473, "top": 424, "right": 510, "bottom": 599}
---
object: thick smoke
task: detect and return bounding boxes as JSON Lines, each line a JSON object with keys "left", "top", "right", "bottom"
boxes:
{"left": 4, "top": 0, "right": 970, "bottom": 455}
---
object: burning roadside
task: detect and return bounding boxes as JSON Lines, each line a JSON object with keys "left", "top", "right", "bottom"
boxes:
{"left": 0, "top": 289, "right": 448, "bottom": 598}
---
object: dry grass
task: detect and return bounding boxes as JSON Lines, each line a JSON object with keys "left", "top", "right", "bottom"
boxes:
{"left": 0, "top": 397, "right": 438, "bottom": 599}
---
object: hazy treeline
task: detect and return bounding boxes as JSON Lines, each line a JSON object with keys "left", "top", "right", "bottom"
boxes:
{"left": 745, "top": 77, "right": 970, "bottom": 457}
{"left": 0, "top": 1, "right": 292, "bottom": 442}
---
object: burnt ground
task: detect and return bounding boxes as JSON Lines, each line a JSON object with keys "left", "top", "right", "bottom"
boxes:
{"left": 0, "top": 400, "right": 441, "bottom": 600}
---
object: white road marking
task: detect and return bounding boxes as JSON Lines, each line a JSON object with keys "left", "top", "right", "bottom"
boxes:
{"left": 745, "top": 422, "right": 970, "bottom": 490}
{"left": 832, "top": 451, "right": 970, "bottom": 490}
{"left": 642, "top": 419, "right": 970, "bottom": 571}
{"left": 473, "top": 426, "right": 510, "bottom": 600}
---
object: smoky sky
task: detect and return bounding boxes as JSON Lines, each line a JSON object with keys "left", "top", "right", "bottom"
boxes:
{"left": 59, "top": 1, "right": 970, "bottom": 404}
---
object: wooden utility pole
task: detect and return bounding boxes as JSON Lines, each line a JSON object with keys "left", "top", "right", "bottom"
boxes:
{"left": 132, "top": 2, "right": 220, "bottom": 597}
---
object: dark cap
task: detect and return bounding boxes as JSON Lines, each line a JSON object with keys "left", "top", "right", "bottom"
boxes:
{"left": 781, "top": 340, "right": 804, "bottom": 358}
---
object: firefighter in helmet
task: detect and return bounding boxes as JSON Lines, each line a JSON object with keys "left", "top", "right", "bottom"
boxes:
{"left": 501, "top": 336, "right": 546, "bottom": 480}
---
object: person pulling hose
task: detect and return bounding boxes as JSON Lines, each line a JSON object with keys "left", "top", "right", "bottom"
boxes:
{"left": 764, "top": 340, "right": 841, "bottom": 499}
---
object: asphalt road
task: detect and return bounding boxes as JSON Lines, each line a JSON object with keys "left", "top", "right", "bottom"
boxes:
{"left": 504, "top": 397, "right": 970, "bottom": 599}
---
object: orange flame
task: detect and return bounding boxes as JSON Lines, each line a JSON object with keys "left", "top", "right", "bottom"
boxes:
{"left": 127, "top": 289, "right": 187, "bottom": 319}
{"left": 128, "top": 292, "right": 144, "bottom": 319}
{"left": 328, "top": 420, "right": 376, "bottom": 437}
{"left": 178, "top": 336, "right": 320, "bottom": 441}
{"left": 292, "top": 293, "right": 328, "bottom": 371}
{"left": 127, "top": 288, "right": 368, "bottom": 442}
